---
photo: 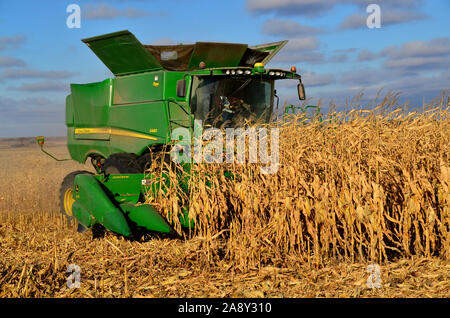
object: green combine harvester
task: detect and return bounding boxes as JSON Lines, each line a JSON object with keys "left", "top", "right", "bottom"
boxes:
{"left": 37, "top": 30, "right": 307, "bottom": 237}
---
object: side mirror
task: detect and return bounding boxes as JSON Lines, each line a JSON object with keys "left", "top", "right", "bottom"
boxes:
{"left": 176, "top": 79, "right": 186, "bottom": 98}
{"left": 297, "top": 83, "right": 306, "bottom": 100}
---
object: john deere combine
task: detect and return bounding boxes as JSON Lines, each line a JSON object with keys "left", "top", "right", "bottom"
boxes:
{"left": 37, "top": 30, "right": 306, "bottom": 237}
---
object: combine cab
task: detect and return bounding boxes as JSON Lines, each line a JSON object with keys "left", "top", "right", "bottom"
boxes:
{"left": 39, "top": 30, "right": 307, "bottom": 237}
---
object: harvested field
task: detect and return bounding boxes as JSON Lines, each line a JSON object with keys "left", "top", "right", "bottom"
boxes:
{"left": 0, "top": 211, "right": 449, "bottom": 298}
{"left": 0, "top": 96, "right": 449, "bottom": 298}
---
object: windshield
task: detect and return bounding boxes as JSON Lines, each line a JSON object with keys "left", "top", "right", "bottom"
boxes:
{"left": 190, "top": 76, "right": 274, "bottom": 128}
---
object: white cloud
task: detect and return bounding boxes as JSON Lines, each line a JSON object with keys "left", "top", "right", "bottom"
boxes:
{"left": 271, "top": 51, "right": 324, "bottom": 64}
{"left": 357, "top": 50, "right": 379, "bottom": 61}
{"left": 302, "top": 71, "right": 336, "bottom": 87}
{"left": 383, "top": 56, "right": 450, "bottom": 70}
{"left": 340, "top": 9, "right": 428, "bottom": 29}
{"left": 261, "top": 18, "right": 323, "bottom": 36}
{"left": 0, "top": 68, "right": 78, "bottom": 79}
{"left": 246, "top": 0, "right": 424, "bottom": 17}
{"left": 380, "top": 38, "right": 450, "bottom": 59}
{"left": 83, "top": 3, "right": 155, "bottom": 19}
{"left": 0, "top": 56, "right": 26, "bottom": 67}
{"left": 0, "top": 34, "right": 26, "bottom": 50}
{"left": 284, "top": 36, "right": 321, "bottom": 51}
{"left": 9, "top": 81, "right": 69, "bottom": 92}
{"left": 329, "top": 53, "right": 348, "bottom": 63}
{"left": 357, "top": 37, "right": 450, "bottom": 72}
{"left": 151, "top": 37, "right": 176, "bottom": 46}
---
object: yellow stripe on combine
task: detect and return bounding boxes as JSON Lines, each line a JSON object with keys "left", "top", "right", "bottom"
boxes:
{"left": 75, "top": 128, "right": 158, "bottom": 141}
{"left": 110, "top": 128, "right": 158, "bottom": 141}
{"left": 75, "top": 128, "right": 110, "bottom": 134}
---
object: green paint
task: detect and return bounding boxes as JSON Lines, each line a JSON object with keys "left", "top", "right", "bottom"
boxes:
{"left": 56, "top": 30, "right": 309, "bottom": 237}
{"left": 73, "top": 174, "right": 132, "bottom": 236}
{"left": 120, "top": 202, "right": 173, "bottom": 233}
{"left": 82, "top": 30, "right": 162, "bottom": 75}
{"left": 66, "top": 30, "right": 301, "bottom": 164}
{"left": 72, "top": 201, "right": 95, "bottom": 228}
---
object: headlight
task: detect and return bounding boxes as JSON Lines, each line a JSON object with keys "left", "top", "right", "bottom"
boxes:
{"left": 225, "top": 70, "right": 230, "bottom": 75}
{"left": 231, "top": 70, "right": 236, "bottom": 75}
{"left": 275, "top": 72, "right": 281, "bottom": 76}
{"left": 269, "top": 71, "right": 275, "bottom": 76}
{"left": 244, "top": 70, "right": 251, "bottom": 75}
{"left": 237, "top": 70, "right": 243, "bottom": 75}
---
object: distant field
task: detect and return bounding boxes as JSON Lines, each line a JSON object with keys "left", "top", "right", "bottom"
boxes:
{"left": 0, "top": 136, "right": 67, "bottom": 149}
{"left": 0, "top": 102, "right": 449, "bottom": 298}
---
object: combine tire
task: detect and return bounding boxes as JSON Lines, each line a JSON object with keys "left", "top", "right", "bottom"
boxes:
{"left": 59, "top": 170, "right": 93, "bottom": 223}
{"left": 138, "top": 152, "right": 172, "bottom": 171}
{"left": 103, "top": 153, "right": 142, "bottom": 174}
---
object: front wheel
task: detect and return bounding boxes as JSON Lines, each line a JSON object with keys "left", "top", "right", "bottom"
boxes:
{"left": 59, "top": 170, "right": 93, "bottom": 223}
{"left": 103, "top": 153, "right": 142, "bottom": 175}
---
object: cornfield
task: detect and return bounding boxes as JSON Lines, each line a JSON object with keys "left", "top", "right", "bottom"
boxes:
{"left": 0, "top": 93, "right": 449, "bottom": 297}
{"left": 148, "top": 93, "right": 450, "bottom": 270}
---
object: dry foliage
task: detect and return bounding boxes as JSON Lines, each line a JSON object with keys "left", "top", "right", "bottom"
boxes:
{"left": 147, "top": 95, "right": 450, "bottom": 271}
{"left": 0, "top": 95, "right": 449, "bottom": 297}
{"left": 0, "top": 211, "right": 449, "bottom": 297}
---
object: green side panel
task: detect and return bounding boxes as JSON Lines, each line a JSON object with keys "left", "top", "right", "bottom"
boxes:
{"left": 164, "top": 72, "right": 192, "bottom": 130}
{"left": 113, "top": 72, "right": 163, "bottom": 104}
{"left": 67, "top": 127, "right": 110, "bottom": 163}
{"left": 120, "top": 202, "right": 172, "bottom": 233}
{"left": 73, "top": 174, "right": 131, "bottom": 236}
{"left": 82, "top": 30, "right": 162, "bottom": 76}
{"left": 167, "top": 100, "right": 191, "bottom": 131}
{"left": 109, "top": 136, "right": 158, "bottom": 157}
{"left": 71, "top": 78, "right": 112, "bottom": 140}
{"left": 95, "top": 174, "right": 142, "bottom": 204}
{"left": 108, "top": 72, "right": 167, "bottom": 153}
{"left": 66, "top": 127, "right": 82, "bottom": 162}
{"left": 72, "top": 201, "right": 95, "bottom": 228}
{"left": 188, "top": 42, "right": 248, "bottom": 70}
{"left": 109, "top": 101, "right": 169, "bottom": 154}
{"left": 65, "top": 95, "right": 74, "bottom": 127}
{"left": 163, "top": 71, "right": 186, "bottom": 101}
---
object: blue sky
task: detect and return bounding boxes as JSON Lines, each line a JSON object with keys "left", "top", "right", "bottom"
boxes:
{"left": 0, "top": 0, "right": 449, "bottom": 137}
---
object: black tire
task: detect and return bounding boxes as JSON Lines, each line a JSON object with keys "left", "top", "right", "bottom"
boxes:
{"left": 103, "top": 153, "right": 143, "bottom": 174}
{"left": 59, "top": 170, "right": 93, "bottom": 223}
